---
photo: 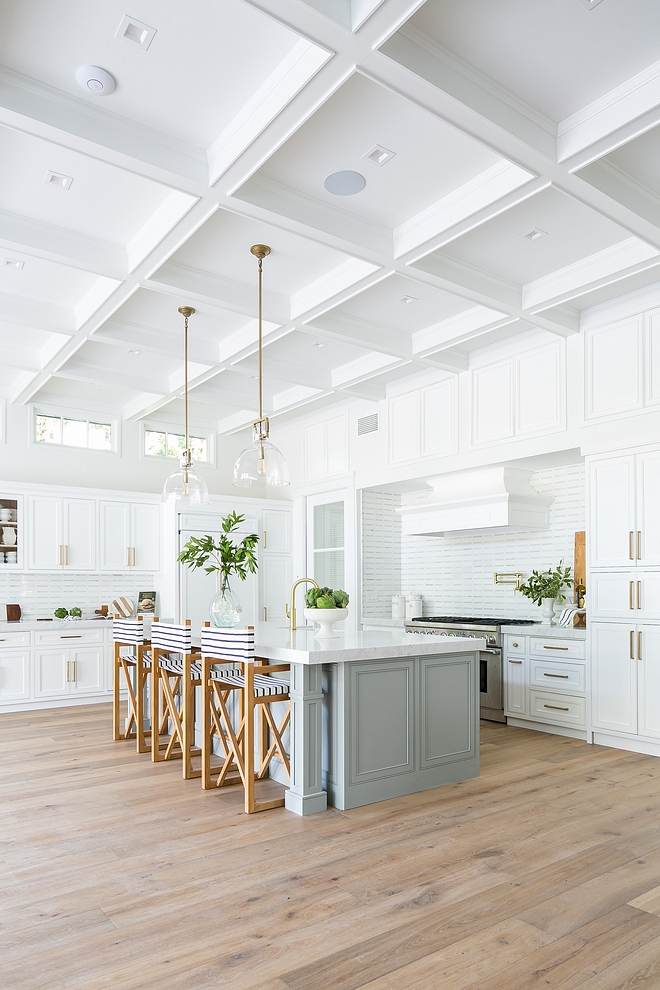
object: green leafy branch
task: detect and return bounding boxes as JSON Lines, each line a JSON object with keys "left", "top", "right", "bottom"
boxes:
{"left": 519, "top": 561, "right": 573, "bottom": 606}
{"left": 177, "top": 511, "right": 259, "bottom": 584}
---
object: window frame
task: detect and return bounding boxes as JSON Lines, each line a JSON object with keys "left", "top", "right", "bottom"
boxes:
{"left": 29, "top": 404, "right": 120, "bottom": 455}
{"left": 141, "top": 420, "right": 216, "bottom": 467}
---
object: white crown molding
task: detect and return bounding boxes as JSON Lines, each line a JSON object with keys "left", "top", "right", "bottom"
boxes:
{"left": 290, "top": 257, "right": 380, "bottom": 318}
{"left": 0, "top": 290, "right": 73, "bottom": 332}
{"left": 523, "top": 236, "right": 660, "bottom": 310}
{"left": 331, "top": 350, "right": 402, "bottom": 387}
{"left": 272, "top": 383, "right": 324, "bottom": 410}
{"left": 411, "top": 305, "right": 510, "bottom": 355}
{"left": 412, "top": 250, "right": 521, "bottom": 310}
{"left": 304, "top": 309, "right": 411, "bottom": 358}
{"left": 208, "top": 38, "right": 332, "bottom": 185}
{"left": 394, "top": 159, "right": 534, "bottom": 258}
{"left": 580, "top": 280, "right": 660, "bottom": 330}
{"left": 126, "top": 191, "right": 198, "bottom": 273}
{"left": 594, "top": 158, "right": 660, "bottom": 211}
{"left": 0, "top": 208, "right": 126, "bottom": 277}
{"left": 74, "top": 277, "right": 122, "bottom": 330}
{"left": 558, "top": 57, "right": 660, "bottom": 161}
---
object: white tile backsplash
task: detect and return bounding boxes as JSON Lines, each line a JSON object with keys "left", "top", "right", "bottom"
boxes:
{"left": 362, "top": 464, "right": 585, "bottom": 620}
{"left": 0, "top": 571, "right": 149, "bottom": 619}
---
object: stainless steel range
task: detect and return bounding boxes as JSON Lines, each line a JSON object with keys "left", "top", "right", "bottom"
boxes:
{"left": 404, "top": 616, "right": 536, "bottom": 722}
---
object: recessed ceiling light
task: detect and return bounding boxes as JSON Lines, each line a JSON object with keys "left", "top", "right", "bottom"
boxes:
{"left": 116, "top": 14, "right": 157, "bottom": 49}
{"left": 576, "top": 0, "right": 604, "bottom": 8}
{"left": 520, "top": 227, "right": 547, "bottom": 242}
{"left": 400, "top": 295, "right": 417, "bottom": 304}
{"left": 363, "top": 144, "right": 396, "bottom": 167}
{"left": 75, "top": 65, "right": 116, "bottom": 95}
{"left": 312, "top": 341, "right": 326, "bottom": 348}
{"left": 1, "top": 258, "right": 24, "bottom": 270}
{"left": 44, "top": 170, "right": 74, "bottom": 190}
{"left": 323, "top": 171, "right": 366, "bottom": 196}
{"left": 126, "top": 349, "right": 142, "bottom": 356}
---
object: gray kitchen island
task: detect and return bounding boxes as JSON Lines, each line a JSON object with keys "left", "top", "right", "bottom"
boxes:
{"left": 253, "top": 624, "right": 485, "bottom": 816}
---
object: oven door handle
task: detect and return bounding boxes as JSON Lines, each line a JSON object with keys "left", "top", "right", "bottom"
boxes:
{"left": 480, "top": 648, "right": 500, "bottom": 654}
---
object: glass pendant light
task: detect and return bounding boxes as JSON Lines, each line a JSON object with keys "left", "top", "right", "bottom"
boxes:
{"left": 162, "top": 306, "right": 209, "bottom": 505}
{"left": 233, "top": 245, "right": 290, "bottom": 488}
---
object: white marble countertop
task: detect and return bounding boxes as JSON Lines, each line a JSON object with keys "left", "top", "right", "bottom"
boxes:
{"left": 253, "top": 622, "right": 486, "bottom": 665}
{"left": 360, "top": 617, "right": 406, "bottom": 628}
{"left": 0, "top": 618, "right": 113, "bottom": 631}
{"left": 501, "top": 622, "right": 586, "bottom": 640}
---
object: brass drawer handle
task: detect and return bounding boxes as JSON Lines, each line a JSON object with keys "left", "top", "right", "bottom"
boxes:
{"left": 630, "top": 581, "right": 634, "bottom": 610}
{"left": 637, "top": 531, "right": 642, "bottom": 560}
{"left": 543, "top": 645, "right": 569, "bottom": 651}
{"left": 543, "top": 672, "right": 569, "bottom": 678}
{"left": 60, "top": 635, "right": 82, "bottom": 639}
{"left": 544, "top": 704, "right": 570, "bottom": 712}
{"left": 639, "top": 630, "right": 643, "bottom": 661}
{"left": 630, "top": 629, "right": 634, "bottom": 660}
{"left": 630, "top": 531, "right": 634, "bottom": 560}
{"left": 637, "top": 581, "right": 641, "bottom": 610}
{"left": 508, "top": 659, "right": 523, "bottom": 665}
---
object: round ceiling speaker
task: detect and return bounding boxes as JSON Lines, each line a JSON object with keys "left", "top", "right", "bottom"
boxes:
{"left": 75, "top": 65, "right": 116, "bottom": 95}
{"left": 323, "top": 170, "right": 366, "bottom": 196}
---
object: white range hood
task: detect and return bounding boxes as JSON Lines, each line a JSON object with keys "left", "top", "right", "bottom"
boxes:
{"left": 396, "top": 466, "right": 553, "bottom": 537}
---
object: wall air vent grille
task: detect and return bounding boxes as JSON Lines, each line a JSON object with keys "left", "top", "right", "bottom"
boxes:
{"left": 357, "top": 413, "right": 379, "bottom": 436}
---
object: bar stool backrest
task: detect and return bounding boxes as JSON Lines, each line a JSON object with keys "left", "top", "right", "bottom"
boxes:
{"left": 200, "top": 625, "right": 254, "bottom": 662}
{"left": 151, "top": 621, "right": 192, "bottom": 653}
{"left": 113, "top": 617, "right": 145, "bottom": 644}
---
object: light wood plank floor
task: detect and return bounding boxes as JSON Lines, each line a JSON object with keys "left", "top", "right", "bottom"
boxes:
{"left": 2, "top": 707, "right": 660, "bottom": 989}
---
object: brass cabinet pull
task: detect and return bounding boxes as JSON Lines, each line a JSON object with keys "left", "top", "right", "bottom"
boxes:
{"left": 630, "top": 629, "right": 634, "bottom": 660}
{"left": 544, "top": 672, "right": 569, "bottom": 678}
{"left": 512, "top": 642, "right": 519, "bottom": 648}
{"left": 639, "top": 630, "right": 643, "bottom": 661}
{"left": 630, "top": 581, "right": 634, "bottom": 610}
{"left": 637, "top": 581, "right": 642, "bottom": 610}
{"left": 61, "top": 635, "right": 82, "bottom": 639}
{"left": 65, "top": 545, "right": 69, "bottom": 566}
{"left": 263, "top": 531, "right": 267, "bottom": 550}
{"left": 133, "top": 548, "right": 137, "bottom": 567}
{"left": 543, "top": 645, "right": 569, "bottom": 651}
{"left": 58, "top": 544, "right": 63, "bottom": 565}
{"left": 127, "top": 547, "right": 131, "bottom": 567}
{"left": 72, "top": 661, "right": 76, "bottom": 682}
{"left": 65, "top": 660, "right": 70, "bottom": 682}
{"left": 544, "top": 704, "right": 570, "bottom": 712}
{"left": 263, "top": 607, "right": 268, "bottom": 621}
{"left": 630, "top": 531, "right": 634, "bottom": 560}
{"left": 637, "top": 531, "right": 642, "bottom": 561}
{"left": 508, "top": 659, "right": 523, "bottom": 664}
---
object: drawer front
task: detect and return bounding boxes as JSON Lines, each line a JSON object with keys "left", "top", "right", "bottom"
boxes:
{"left": 0, "top": 630, "right": 30, "bottom": 649}
{"left": 34, "top": 627, "right": 105, "bottom": 647}
{"left": 529, "top": 690, "right": 586, "bottom": 727}
{"left": 506, "top": 635, "right": 526, "bottom": 654}
{"left": 530, "top": 659, "right": 585, "bottom": 694}
{"left": 529, "top": 637, "right": 585, "bottom": 660}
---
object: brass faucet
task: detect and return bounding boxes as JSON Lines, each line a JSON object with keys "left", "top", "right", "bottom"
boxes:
{"left": 286, "top": 577, "right": 319, "bottom": 632}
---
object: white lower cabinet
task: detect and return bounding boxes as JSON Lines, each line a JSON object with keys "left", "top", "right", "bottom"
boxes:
{"left": 504, "top": 634, "right": 587, "bottom": 735}
{"left": 590, "top": 571, "right": 660, "bottom": 620}
{"left": 0, "top": 626, "right": 112, "bottom": 710}
{"left": 592, "top": 620, "right": 660, "bottom": 740}
{"left": 261, "top": 554, "right": 291, "bottom": 622}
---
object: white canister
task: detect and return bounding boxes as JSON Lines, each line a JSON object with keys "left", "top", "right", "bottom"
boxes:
{"left": 0, "top": 508, "right": 11, "bottom": 522}
{"left": 406, "top": 594, "right": 423, "bottom": 620}
{"left": 391, "top": 594, "right": 406, "bottom": 619}
{"left": 5, "top": 552, "right": 17, "bottom": 564}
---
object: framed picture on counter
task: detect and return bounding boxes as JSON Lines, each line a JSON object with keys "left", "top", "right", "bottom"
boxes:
{"left": 137, "top": 591, "right": 156, "bottom": 614}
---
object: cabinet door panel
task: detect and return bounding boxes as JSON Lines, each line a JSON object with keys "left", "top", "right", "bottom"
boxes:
{"left": 99, "top": 501, "right": 131, "bottom": 571}
{"left": 638, "top": 573, "right": 660, "bottom": 621}
{"left": 472, "top": 360, "right": 514, "bottom": 445}
{"left": 131, "top": 503, "right": 160, "bottom": 570}
{"left": 63, "top": 499, "right": 95, "bottom": 570}
{"left": 34, "top": 651, "right": 68, "bottom": 698}
{"left": 585, "top": 318, "right": 643, "bottom": 420}
{"left": 28, "top": 497, "right": 61, "bottom": 569}
{"left": 0, "top": 651, "right": 30, "bottom": 701}
{"left": 389, "top": 391, "right": 420, "bottom": 463}
{"left": 505, "top": 656, "right": 526, "bottom": 716}
{"left": 516, "top": 343, "right": 564, "bottom": 437}
{"left": 261, "top": 555, "right": 291, "bottom": 621}
{"left": 638, "top": 625, "right": 660, "bottom": 739}
{"left": 636, "top": 450, "right": 660, "bottom": 565}
{"left": 422, "top": 380, "right": 456, "bottom": 456}
{"left": 591, "top": 622, "right": 637, "bottom": 733}
{"left": 588, "top": 456, "right": 635, "bottom": 568}
{"left": 70, "top": 648, "right": 104, "bottom": 695}
{"left": 262, "top": 510, "right": 290, "bottom": 552}
{"left": 590, "top": 572, "right": 637, "bottom": 619}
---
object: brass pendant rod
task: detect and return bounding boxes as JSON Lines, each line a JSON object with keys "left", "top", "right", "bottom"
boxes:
{"left": 177, "top": 306, "right": 195, "bottom": 470}
{"left": 258, "top": 255, "right": 263, "bottom": 424}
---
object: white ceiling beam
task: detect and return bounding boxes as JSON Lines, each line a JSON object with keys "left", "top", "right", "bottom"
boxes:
{"left": 53, "top": 363, "right": 172, "bottom": 394}
{"left": 0, "top": 209, "right": 127, "bottom": 277}
{"left": 303, "top": 311, "right": 411, "bottom": 358}
{"left": 0, "top": 292, "right": 73, "bottom": 332}
{"left": 144, "top": 262, "right": 290, "bottom": 323}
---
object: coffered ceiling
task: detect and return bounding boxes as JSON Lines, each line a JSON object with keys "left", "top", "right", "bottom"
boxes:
{"left": 2, "top": 0, "right": 660, "bottom": 438}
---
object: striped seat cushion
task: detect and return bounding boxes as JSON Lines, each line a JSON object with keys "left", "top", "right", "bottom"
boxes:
{"left": 208, "top": 668, "right": 289, "bottom": 698}
{"left": 151, "top": 623, "right": 192, "bottom": 653}
{"left": 201, "top": 627, "right": 254, "bottom": 662}
{"left": 113, "top": 619, "right": 145, "bottom": 644}
{"left": 158, "top": 656, "right": 203, "bottom": 679}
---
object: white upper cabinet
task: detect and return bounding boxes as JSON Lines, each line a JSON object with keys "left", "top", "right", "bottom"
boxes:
{"left": 589, "top": 449, "right": 660, "bottom": 569}
{"left": 99, "top": 501, "right": 160, "bottom": 571}
{"left": 471, "top": 339, "right": 565, "bottom": 447}
{"left": 262, "top": 509, "right": 290, "bottom": 553}
{"left": 585, "top": 317, "right": 643, "bottom": 421}
{"left": 27, "top": 497, "right": 95, "bottom": 570}
{"left": 303, "top": 415, "right": 349, "bottom": 482}
{"left": 588, "top": 455, "right": 635, "bottom": 568}
{"left": 389, "top": 379, "right": 457, "bottom": 464}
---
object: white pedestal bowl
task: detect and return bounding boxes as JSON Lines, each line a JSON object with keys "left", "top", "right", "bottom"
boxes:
{"left": 304, "top": 607, "right": 348, "bottom": 639}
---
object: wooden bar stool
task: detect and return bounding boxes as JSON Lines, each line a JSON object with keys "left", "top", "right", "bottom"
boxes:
{"left": 112, "top": 615, "right": 151, "bottom": 754}
{"left": 150, "top": 620, "right": 201, "bottom": 778}
{"left": 200, "top": 625, "right": 291, "bottom": 813}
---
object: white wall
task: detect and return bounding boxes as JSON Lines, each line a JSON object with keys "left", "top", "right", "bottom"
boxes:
{"left": 0, "top": 569, "right": 149, "bottom": 620}
{"left": 362, "top": 464, "right": 585, "bottom": 620}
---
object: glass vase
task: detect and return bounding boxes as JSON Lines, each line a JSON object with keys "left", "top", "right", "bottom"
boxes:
{"left": 210, "top": 576, "right": 242, "bottom": 628}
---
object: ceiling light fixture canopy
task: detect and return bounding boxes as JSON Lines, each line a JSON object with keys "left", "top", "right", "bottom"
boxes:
{"left": 162, "top": 306, "right": 209, "bottom": 506}
{"left": 233, "top": 246, "right": 290, "bottom": 488}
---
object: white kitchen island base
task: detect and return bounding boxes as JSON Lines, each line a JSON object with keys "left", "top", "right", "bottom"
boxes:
{"left": 254, "top": 624, "right": 484, "bottom": 816}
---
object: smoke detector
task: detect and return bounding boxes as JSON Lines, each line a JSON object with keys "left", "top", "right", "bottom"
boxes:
{"left": 75, "top": 65, "right": 116, "bottom": 95}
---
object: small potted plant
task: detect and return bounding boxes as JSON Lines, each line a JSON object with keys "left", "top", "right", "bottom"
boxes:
{"left": 178, "top": 511, "right": 259, "bottom": 627}
{"left": 69, "top": 607, "right": 83, "bottom": 620}
{"left": 54, "top": 607, "right": 68, "bottom": 621}
{"left": 519, "top": 561, "right": 573, "bottom": 624}
{"left": 303, "top": 587, "right": 349, "bottom": 639}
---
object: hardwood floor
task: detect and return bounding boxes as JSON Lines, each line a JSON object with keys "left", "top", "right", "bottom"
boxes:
{"left": 2, "top": 708, "right": 660, "bottom": 990}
